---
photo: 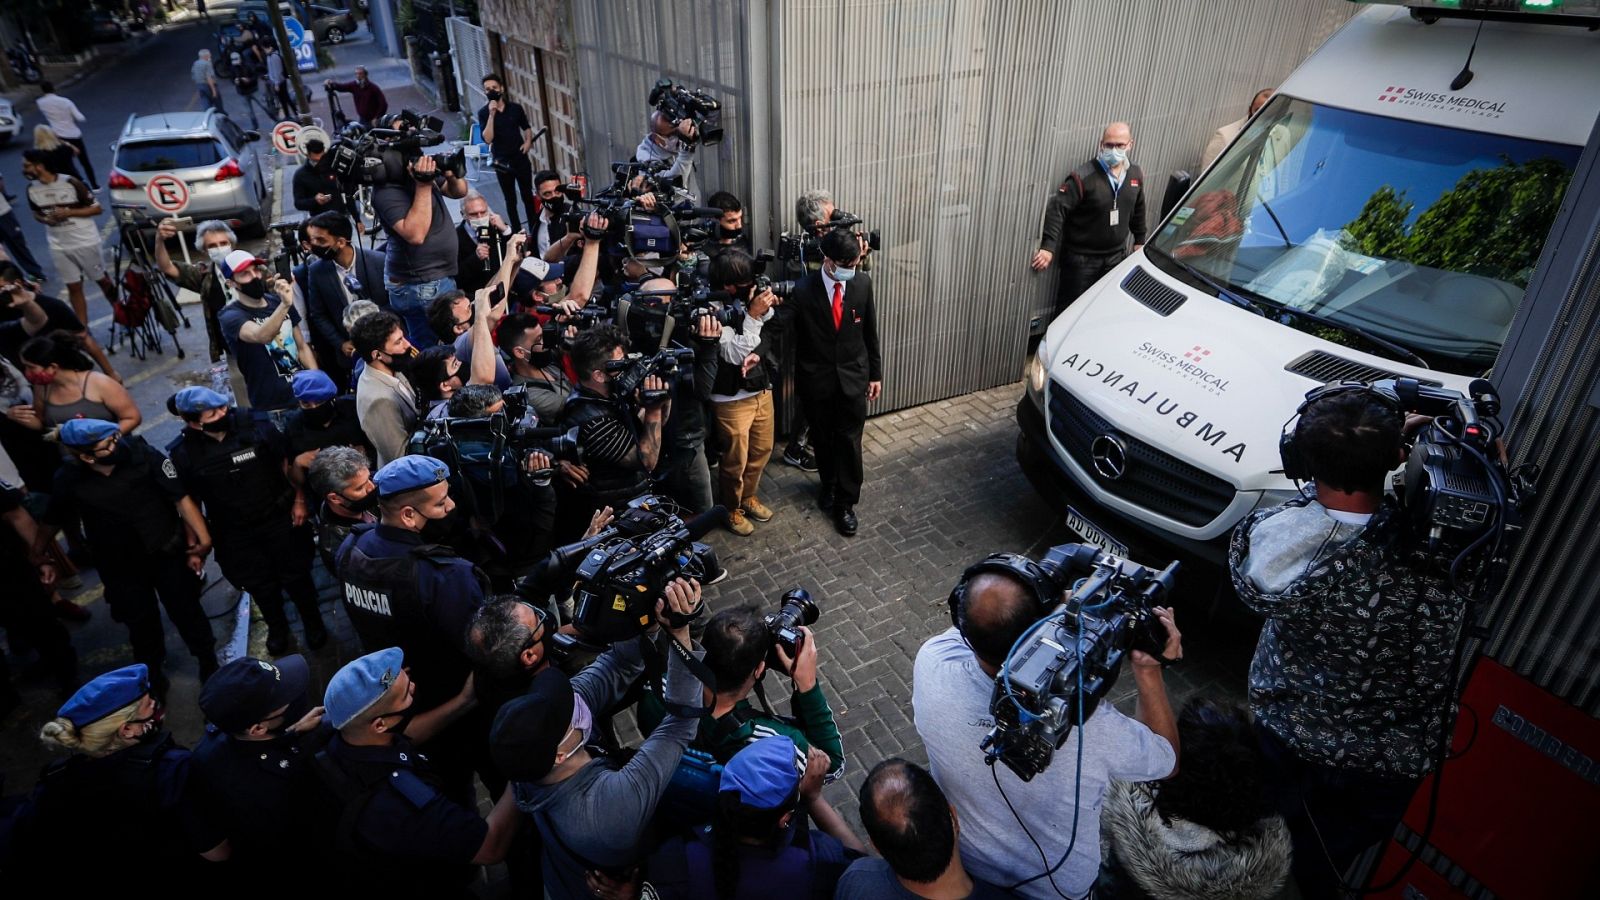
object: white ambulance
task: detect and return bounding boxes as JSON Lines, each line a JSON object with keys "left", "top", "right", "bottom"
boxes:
{"left": 1017, "top": 1, "right": 1600, "bottom": 565}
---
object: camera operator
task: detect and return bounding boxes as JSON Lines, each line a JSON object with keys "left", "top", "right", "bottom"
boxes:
{"left": 534, "top": 170, "right": 577, "bottom": 260}
{"left": 305, "top": 211, "right": 387, "bottom": 389}
{"left": 706, "top": 190, "right": 750, "bottom": 255}
{"left": 498, "top": 311, "right": 573, "bottom": 423}
{"left": 557, "top": 324, "right": 671, "bottom": 535}
{"left": 307, "top": 444, "right": 377, "bottom": 573}
{"left": 635, "top": 110, "right": 699, "bottom": 201}
{"left": 478, "top": 74, "right": 538, "bottom": 233}
{"left": 153, "top": 218, "right": 238, "bottom": 364}
{"left": 705, "top": 249, "right": 777, "bottom": 535}
{"left": 372, "top": 148, "right": 470, "bottom": 349}
{"left": 293, "top": 140, "right": 357, "bottom": 221}
{"left": 633, "top": 276, "right": 717, "bottom": 516}
{"left": 489, "top": 577, "right": 706, "bottom": 899}
{"left": 912, "top": 562, "right": 1182, "bottom": 899}
{"left": 1230, "top": 388, "right": 1466, "bottom": 898}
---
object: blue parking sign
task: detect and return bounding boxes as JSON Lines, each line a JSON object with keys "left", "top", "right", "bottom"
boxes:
{"left": 283, "top": 17, "right": 307, "bottom": 49}
{"left": 284, "top": 17, "right": 317, "bottom": 72}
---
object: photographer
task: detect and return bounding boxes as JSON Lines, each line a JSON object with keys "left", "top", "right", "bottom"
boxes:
{"left": 635, "top": 110, "right": 699, "bottom": 201}
{"left": 153, "top": 218, "right": 238, "bottom": 364}
{"left": 293, "top": 140, "right": 356, "bottom": 221}
{"left": 490, "top": 577, "right": 706, "bottom": 899}
{"left": 1230, "top": 388, "right": 1466, "bottom": 898}
{"left": 215, "top": 250, "right": 317, "bottom": 425}
{"left": 558, "top": 324, "right": 671, "bottom": 532}
{"left": 912, "top": 561, "right": 1181, "bottom": 899}
{"left": 372, "top": 148, "right": 470, "bottom": 349}
{"left": 498, "top": 311, "right": 573, "bottom": 423}
{"left": 706, "top": 190, "right": 750, "bottom": 255}
{"left": 705, "top": 249, "right": 777, "bottom": 535}
{"left": 478, "top": 74, "right": 538, "bottom": 233}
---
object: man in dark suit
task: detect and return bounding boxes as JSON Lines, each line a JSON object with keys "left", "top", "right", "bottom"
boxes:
{"left": 455, "top": 191, "right": 513, "bottom": 296}
{"left": 304, "top": 211, "right": 389, "bottom": 389}
{"left": 790, "top": 228, "right": 883, "bottom": 536}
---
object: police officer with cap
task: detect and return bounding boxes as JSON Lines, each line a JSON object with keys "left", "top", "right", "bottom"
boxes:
{"left": 3, "top": 664, "right": 231, "bottom": 886}
{"left": 334, "top": 454, "right": 493, "bottom": 799}
{"left": 166, "top": 386, "right": 328, "bottom": 655}
{"left": 313, "top": 647, "right": 519, "bottom": 893}
{"left": 38, "top": 419, "right": 218, "bottom": 694}
{"left": 284, "top": 369, "right": 373, "bottom": 487}
{"left": 193, "top": 654, "right": 327, "bottom": 878}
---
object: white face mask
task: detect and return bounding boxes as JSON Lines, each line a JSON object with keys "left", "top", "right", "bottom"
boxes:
{"left": 207, "top": 246, "right": 232, "bottom": 265}
{"left": 467, "top": 216, "right": 491, "bottom": 230}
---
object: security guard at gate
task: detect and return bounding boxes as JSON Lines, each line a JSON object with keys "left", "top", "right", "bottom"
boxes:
{"left": 166, "top": 387, "right": 328, "bottom": 656}
{"left": 334, "top": 455, "right": 493, "bottom": 801}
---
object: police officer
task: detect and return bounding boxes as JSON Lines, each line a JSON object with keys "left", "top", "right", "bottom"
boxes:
{"left": 284, "top": 369, "right": 374, "bottom": 488}
{"left": 333, "top": 454, "right": 492, "bottom": 801}
{"left": 39, "top": 419, "right": 218, "bottom": 694}
{"left": 166, "top": 386, "right": 328, "bottom": 655}
{"left": 3, "top": 664, "right": 231, "bottom": 888}
{"left": 314, "top": 647, "right": 519, "bottom": 894}
{"left": 193, "top": 654, "right": 327, "bottom": 880}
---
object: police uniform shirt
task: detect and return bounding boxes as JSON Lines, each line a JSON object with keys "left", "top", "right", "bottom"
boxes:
{"left": 283, "top": 396, "right": 374, "bottom": 462}
{"left": 167, "top": 418, "right": 295, "bottom": 533}
{"left": 326, "top": 734, "right": 487, "bottom": 865}
{"left": 192, "top": 725, "right": 322, "bottom": 865}
{"left": 45, "top": 436, "right": 188, "bottom": 563}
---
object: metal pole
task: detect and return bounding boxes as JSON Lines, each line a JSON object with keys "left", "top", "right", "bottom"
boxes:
{"left": 264, "top": 1, "right": 310, "bottom": 116}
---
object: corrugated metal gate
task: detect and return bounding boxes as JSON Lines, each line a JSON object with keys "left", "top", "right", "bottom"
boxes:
{"left": 448, "top": 16, "right": 493, "bottom": 124}
{"left": 774, "top": 0, "right": 1353, "bottom": 413}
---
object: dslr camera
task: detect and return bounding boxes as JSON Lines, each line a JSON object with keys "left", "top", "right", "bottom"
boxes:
{"left": 649, "top": 78, "right": 724, "bottom": 146}
{"left": 764, "top": 588, "right": 820, "bottom": 668}
{"left": 321, "top": 111, "right": 465, "bottom": 187}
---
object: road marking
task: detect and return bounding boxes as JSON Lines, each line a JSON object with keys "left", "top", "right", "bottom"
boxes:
{"left": 123, "top": 351, "right": 189, "bottom": 388}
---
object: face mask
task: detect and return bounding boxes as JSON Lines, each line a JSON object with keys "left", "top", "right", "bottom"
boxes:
{"left": 24, "top": 369, "right": 53, "bottom": 386}
{"left": 830, "top": 263, "right": 857, "bottom": 283}
{"left": 544, "top": 196, "right": 566, "bottom": 213}
{"left": 340, "top": 488, "right": 380, "bottom": 514}
{"left": 125, "top": 713, "right": 163, "bottom": 743}
{"left": 467, "top": 216, "right": 491, "bottom": 230}
{"left": 309, "top": 243, "right": 339, "bottom": 261}
{"left": 485, "top": 89, "right": 503, "bottom": 102}
{"left": 558, "top": 695, "right": 593, "bottom": 760}
{"left": 236, "top": 278, "right": 269, "bottom": 300}
{"left": 207, "top": 246, "right": 233, "bottom": 265}
{"left": 1099, "top": 146, "right": 1128, "bottom": 168}
{"left": 526, "top": 348, "right": 554, "bottom": 368}
{"left": 719, "top": 226, "right": 743, "bottom": 241}
{"left": 303, "top": 402, "right": 338, "bottom": 428}
{"left": 200, "top": 409, "right": 235, "bottom": 433}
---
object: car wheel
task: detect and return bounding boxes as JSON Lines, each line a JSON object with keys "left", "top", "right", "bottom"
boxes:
{"left": 326, "top": 27, "right": 346, "bottom": 44}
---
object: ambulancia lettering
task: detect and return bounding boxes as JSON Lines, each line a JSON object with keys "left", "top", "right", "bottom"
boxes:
{"left": 1059, "top": 352, "right": 1247, "bottom": 463}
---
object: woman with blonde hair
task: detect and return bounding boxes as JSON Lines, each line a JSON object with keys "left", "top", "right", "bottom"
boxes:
{"left": 2, "top": 664, "right": 231, "bottom": 885}
{"left": 31, "top": 124, "right": 83, "bottom": 184}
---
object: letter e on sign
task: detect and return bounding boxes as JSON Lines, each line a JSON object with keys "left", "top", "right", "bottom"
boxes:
{"left": 146, "top": 173, "right": 190, "bottom": 214}
{"left": 272, "top": 121, "right": 301, "bottom": 156}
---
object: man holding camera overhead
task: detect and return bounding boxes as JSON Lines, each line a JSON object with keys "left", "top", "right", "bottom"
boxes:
{"left": 636, "top": 109, "right": 699, "bottom": 201}
{"left": 372, "top": 143, "right": 470, "bottom": 349}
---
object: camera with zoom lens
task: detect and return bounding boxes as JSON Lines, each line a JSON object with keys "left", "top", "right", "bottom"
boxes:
{"left": 649, "top": 78, "right": 724, "bottom": 147}
{"left": 605, "top": 347, "right": 697, "bottom": 407}
{"left": 516, "top": 496, "right": 724, "bottom": 653}
{"left": 321, "top": 112, "right": 462, "bottom": 188}
{"left": 764, "top": 588, "right": 819, "bottom": 668}
{"left": 982, "top": 543, "right": 1178, "bottom": 782}
{"left": 819, "top": 210, "right": 883, "bottom": 254}
{"left": 752, "top": 274, "right": 797, "bottom": 300}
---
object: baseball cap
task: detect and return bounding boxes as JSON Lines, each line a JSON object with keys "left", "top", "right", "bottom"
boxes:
{"left": 221, "top": 249, "right": 262, "bottom": 278}
{"left": 721, "top": 735, "right": 803, "bottom": 810}
{"left": 325, "top": 647, "right": 405, "bottom": 730}
{"left": 199, "top": 655, "right": 310, "bottom": 734}
{"left": 519, "top": 257, "right": 567, "bottom": 283}
{"left": 489, "top": 668, "right": 575, "bottom": 782}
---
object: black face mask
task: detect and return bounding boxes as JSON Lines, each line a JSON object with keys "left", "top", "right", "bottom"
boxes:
{"left": 200, "top": 410, "right": 235, "bottom": 433}
{"left": 544, "top": 196, "right": 565, "bottom": 213}
{"left": 719, "top": 226, "right": 743, "bottom": 241}
{"left": 340, "top": 489, "right": 379, "bottom": 514}
{"left": 236, "top": 279, "right": 269, "bottom": 300}
{"left": 303, "top": 402, "right": 338, "bottom": 428}
{"left": 485, "top": 89, "right": 503, "bottom": 102}
{"left": 98, "top": 442, "right": 133, "bottom": 466}
{"left": 384, "top": 350, "right": 417, "bottom": 373}
{"left": 309, "top": 243, "right": 340, "bottom": 261}
{"left": 526, "top": 348, "right": 554, "bottom": 368}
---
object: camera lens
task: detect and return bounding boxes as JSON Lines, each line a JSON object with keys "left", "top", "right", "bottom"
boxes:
{"left": 779, "top": 588, "right": 819, "bottom": 627}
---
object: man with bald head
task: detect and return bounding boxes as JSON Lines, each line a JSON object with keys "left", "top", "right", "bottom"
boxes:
{"left": 911, "top": 560, "right": 1182, "bottom": 898}
{"left": 1030, "top": 121, "right": 1148, "bottom": 314}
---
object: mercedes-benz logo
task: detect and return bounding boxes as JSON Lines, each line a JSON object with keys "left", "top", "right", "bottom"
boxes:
{"left": 1090, "top": 434, "right": 1128, "bottom": 481}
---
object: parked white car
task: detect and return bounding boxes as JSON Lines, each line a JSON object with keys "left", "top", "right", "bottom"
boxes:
{"left": 0, "top": 98, "right": 21, "bottom": 145}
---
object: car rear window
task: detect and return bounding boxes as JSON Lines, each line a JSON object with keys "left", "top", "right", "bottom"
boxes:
{"left": 115, "top": 139, "right": 224, "bottom": 173}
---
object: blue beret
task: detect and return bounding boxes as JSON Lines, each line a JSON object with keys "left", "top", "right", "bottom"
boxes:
{"left": 59, "top": 418, "right": 121, "bottom": 449}
{"left": 720, "top": 735, "right": 802, "bottom": 810}
{"left": 292, "top": 370, "right": 339, "bottom": 404}
{"left": 325, "top": 647, "right": 405, "bottom": 730}
{"left": 173, "top": 386, "right": 232, "bottom": 414}
{"left": 373, "top": 455, "right": 451, "bottom": 498}
{"left": 57, "top": 663, "right": 150, "bottom": 727}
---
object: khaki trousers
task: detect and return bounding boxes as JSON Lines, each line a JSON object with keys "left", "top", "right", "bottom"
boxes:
{"left": 713, "top": 391, "right": 775, "bottom": 510}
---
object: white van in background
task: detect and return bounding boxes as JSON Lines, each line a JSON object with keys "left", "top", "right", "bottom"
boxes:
{"left": 1017, "top": 1, "right": 1600, "bottom": 566}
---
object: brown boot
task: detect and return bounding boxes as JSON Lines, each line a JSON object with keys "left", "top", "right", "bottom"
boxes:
{"left": 727, "top": 509, "right": 756, "bottom": 536}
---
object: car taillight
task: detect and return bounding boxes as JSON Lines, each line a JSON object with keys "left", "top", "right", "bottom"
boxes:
{"left": 215, "top": 159, "right": 244, "bottom": 181}
{"left": 108, "top": 172, "right": 136, "bottom": 190}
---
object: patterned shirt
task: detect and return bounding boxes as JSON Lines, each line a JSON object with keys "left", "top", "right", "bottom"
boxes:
{"left": 1230, "top": 494, "right": 1465, "bottom": 778}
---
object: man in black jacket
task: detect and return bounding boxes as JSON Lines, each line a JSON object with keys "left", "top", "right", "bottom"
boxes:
{"left": 790, "top": 228, "right": 882, "bottom": 537}
{"left": 292, "top": 140, "right": 356, "bottom": 222}
{"left": 304, "top": 211, "right": 387, "bottom": 388}
{"left": 1030, "top": 121, "right": 1147, "bottom": 312}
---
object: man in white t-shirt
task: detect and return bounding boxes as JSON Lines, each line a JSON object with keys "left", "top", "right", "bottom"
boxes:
{"left": 34, "top": 83, "right": 98, "bottom": 191}
{"left": 913, "top": 558, "right": 1183, "bottom": 899}
{"left": 22, "top": 149, "right": 114, "bottom": 324}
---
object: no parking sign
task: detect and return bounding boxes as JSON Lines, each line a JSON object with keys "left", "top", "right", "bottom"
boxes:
{"left": 146, "top": 173, "right": 190, "bottom": 214}
{"left": 272, "top": 120, "right": 302, "bottom": 155}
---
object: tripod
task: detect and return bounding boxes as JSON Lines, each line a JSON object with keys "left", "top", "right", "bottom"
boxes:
{"left": 108, "top": 219, "right": 190, "bottom": 361}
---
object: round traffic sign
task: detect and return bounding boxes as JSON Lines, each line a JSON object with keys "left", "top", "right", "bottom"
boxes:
{"left": 296, "top": 124, "right": 330, "bottom": 158}
{"left": 146, "top": 173, "right": 190, "bottom": 214}
{"left": 283, "top": 17, "right": 307, "bottom": 50}
{"left": 272, "top": 120, "right": 301, "bottom": 155}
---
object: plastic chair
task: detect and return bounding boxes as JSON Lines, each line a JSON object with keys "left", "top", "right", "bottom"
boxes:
{"left": 464, "top": 122, "right": 491, "bottom": 182}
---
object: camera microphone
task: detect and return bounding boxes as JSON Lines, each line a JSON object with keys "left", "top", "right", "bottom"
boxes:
{"left": 676, "top": 206, "right": 727, "bottom": 220}
{"left": 681, "top": 505, "right": 730, "bottom": 541}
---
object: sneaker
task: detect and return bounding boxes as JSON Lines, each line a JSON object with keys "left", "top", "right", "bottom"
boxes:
{"left": 742, "top": 497, "right": 775, "bottom": 522}
{"left": 727, "top": 509, "right": 755, "bottom": 536}
{"left": 782, "top": 444, "right": 818, "bottom": 472}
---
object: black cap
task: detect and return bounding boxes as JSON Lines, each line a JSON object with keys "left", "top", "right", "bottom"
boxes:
{"left": 199, "top": 655, "right": 311, "bottom": 734}
{"left": 490, "top": 668, "right": 575, "bottom": 782}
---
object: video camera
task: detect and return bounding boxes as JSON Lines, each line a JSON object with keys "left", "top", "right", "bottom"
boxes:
{"left": 980, "top": 543, "right": 1178, "bottom": 782}
{"left": 649, "top": 78, "right": 724, "bottom": 147}
{"left": 604, "top": 346, "right": 697, "bottom": 406}
{"left": 777, "top": 209, "right": 882, "bottom": 266}
{"left": 517, "top": 496, "right": 725, "bottom": 653}
{"left": 321, "top": 111, "right": 464, "bottom": 187}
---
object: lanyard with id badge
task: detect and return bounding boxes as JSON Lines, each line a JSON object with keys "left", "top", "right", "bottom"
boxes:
{"left": 1105, "top": 168, "right": 1124, "bottom": 228}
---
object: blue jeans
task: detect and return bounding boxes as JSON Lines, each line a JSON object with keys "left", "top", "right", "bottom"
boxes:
{"left": 387, "top": 276, "right": 454, "bottom": 348}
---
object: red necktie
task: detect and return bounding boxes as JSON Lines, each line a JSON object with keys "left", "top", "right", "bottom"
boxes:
{"left": 832, "top": 282, "right": 844, "bottom": 331}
